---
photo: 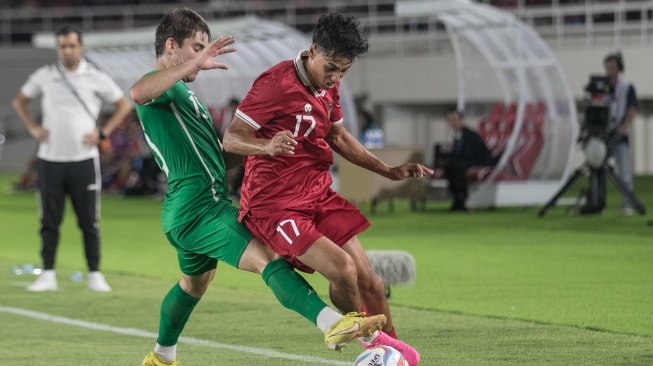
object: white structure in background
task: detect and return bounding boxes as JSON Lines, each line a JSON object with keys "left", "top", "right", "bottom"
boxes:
{"left": 32, "top": 16, "right": 359, "bottom": 137}
{"left": 398, "top": 0, "right": 578, "bottom": 208}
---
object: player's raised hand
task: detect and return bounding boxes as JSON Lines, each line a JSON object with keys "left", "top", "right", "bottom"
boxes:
{"left": 196, "top": 36, "right": 236, "bottom": 70}
{"left": 265, "top": 131, "right": 297, "bottom": 156}
{"left": 387, "top": 163, "right": 434, "bottom": 181}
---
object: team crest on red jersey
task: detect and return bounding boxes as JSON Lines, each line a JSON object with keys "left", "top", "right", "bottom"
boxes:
{"left": 327, "top": 102, "right": 333, "bottom": 119}
{"left": 304, "top": 103, "right": 312, "bottom": 113}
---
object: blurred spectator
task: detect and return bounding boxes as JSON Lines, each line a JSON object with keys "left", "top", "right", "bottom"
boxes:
{"left": 358, "top": 106, "right": 384, "bottom": 148}
{"left": 99, "top": 112, "right": 140, "bottom": 192}
{"left": 99, "top": 111, "right": 165, "bottom": 197}
{"left": 122, "top": 145, "right": 164, "bottom": 197}
{"left": 210, "top": 98, "right": 244, "bottom": 199}
{"left": 211, "top": 97, "right": 240, "bottom": 138}
{"left": 436, "top": 108, "right": 495, "bottom": 212}
{"left": 11, "top": 153, "right": 38, "bottom": 192}
{"left": 356, "top": 95, "right": 385, "bottom": 149}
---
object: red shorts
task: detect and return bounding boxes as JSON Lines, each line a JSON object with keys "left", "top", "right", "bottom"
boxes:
{"left": 243, "top": 189, "right": 370, "bottom": 273}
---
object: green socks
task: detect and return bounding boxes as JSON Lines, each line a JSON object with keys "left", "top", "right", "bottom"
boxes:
{"left": 262, "top": 258, "right": 328, "bottom": 325}
{"left": 157, "top": 259, "right": 328, "bottom": 347}
{"left": 157, "top": 282, "right": 201, "bottom": 346}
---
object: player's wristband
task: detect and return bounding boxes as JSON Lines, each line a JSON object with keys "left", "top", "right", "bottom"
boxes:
{"left": 99, "top": 129, "right": 107, "bottom": 140}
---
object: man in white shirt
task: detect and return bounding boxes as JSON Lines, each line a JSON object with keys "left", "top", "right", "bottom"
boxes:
{"left": 12, "top": 25, "right": 132, "bottom": 292}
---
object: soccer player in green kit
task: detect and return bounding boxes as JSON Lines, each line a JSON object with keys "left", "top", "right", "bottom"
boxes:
{"left": 130, "top": 8, "right": 386, "bottom": 366}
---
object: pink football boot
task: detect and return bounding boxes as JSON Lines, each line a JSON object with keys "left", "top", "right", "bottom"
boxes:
{"left": 359, "top": 331, "right": 420, "bottom": 366}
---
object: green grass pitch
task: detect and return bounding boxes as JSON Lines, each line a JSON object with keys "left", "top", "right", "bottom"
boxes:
{"left": 0, "top": 173, "right": 652, "bottom": 365}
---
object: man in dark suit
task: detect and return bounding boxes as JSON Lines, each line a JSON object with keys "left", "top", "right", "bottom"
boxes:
{"left": 442, "top": 109, "right": 495, "bottom": 211}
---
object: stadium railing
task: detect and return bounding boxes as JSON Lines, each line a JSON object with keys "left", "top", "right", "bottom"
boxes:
{"left": 2, "top": 0, "right": 653, "bottom": 55}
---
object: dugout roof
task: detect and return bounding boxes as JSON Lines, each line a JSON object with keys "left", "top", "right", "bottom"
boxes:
{"left": 399, "top": 0, "right": 579, "bottom": 208}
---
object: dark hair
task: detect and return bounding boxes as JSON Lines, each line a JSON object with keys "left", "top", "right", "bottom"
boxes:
{"left": 154, "top": 8, "right": 210, "bottom": 57}
{"left": 228, "top": 98, "right": 240, "bottom": 107}
{"left": 445, "top": 107, "right": 463, "bottom": 118}
{"left": 55, "top": 25, "right": 83, "bottom": 44}
{"left": 604, "top": 51, "right": 624, "bottom": 72}
{"left": 312, "top": 13, "right": 368, "bottom": 61}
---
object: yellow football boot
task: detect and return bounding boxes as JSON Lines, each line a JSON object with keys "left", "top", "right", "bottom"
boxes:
{"left": 324, "top": 312, "right": 387, "bottom": 352}
{"left": 142, "top": 352, "right": 180, "bottom": 366}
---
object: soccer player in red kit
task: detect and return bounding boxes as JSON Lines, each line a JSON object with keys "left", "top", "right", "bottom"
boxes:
{"left": 223, "top": 13, "right": 430, "bottom": 365}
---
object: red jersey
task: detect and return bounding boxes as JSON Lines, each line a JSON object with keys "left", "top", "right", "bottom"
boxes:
{"left": 236, "top": 51, "right": 344, "bottom": 219}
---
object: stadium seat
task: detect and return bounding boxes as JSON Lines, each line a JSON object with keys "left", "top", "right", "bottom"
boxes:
{"left": 496, "top": 101, "right": 546, "bottom": 181}
{"left": 496, "top": 103, "right": 517, "bottom": 155}
{"left": 478, "top": 103, "right": 506, "bottom": 158}
{"left": 466, "top": 102, "right": 514, "bottom": 182}
{"left": 468, "top": 101, "right": 546, "bottom": 182}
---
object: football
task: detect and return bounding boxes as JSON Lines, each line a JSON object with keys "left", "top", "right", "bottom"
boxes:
{"left": 353, "top": 345, "right": 408, "bottom": 366}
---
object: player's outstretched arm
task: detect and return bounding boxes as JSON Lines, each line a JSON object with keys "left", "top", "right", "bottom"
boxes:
{"left": 223, "top": 117, "right": 297, "bottom": 157}
{"left": 386, "top": 163, "right": 434, "bottom": 180}
{"left": 326, "top": 124, "right": 433, "bottom": 180}
{"left": 129, "top": 36, "right": 235, "bottom": 105}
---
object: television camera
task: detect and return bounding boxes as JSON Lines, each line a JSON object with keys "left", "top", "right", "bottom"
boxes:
{"left": 578, "top": 75, "right": 619, "bottom": 167}
{"left": 539, "top": 75, "right": 646, "bottom": 216}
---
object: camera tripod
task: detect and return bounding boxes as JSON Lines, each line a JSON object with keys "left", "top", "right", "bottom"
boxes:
{"left": 538, "top": 160, "right": 646, "bottom": 217}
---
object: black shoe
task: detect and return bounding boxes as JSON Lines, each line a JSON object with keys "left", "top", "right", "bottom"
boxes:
{"left": 450, "top": 201, "right": 468, "bottom": 212}
{"left": 578, "top": 204, "right": 602, "bottom": 215}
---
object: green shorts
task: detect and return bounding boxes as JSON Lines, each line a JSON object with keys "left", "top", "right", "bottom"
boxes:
{"left": 165, "top": 201, "right": 254, "bottom": 276}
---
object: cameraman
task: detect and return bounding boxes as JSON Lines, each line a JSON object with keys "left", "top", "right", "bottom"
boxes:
{"left": 604, "top": 52, "right": 638, "bottom": 215}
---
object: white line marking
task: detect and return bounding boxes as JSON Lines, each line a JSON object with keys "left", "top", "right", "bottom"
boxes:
{"left": 0, "top": 305, "right": 350, "bottom": 365}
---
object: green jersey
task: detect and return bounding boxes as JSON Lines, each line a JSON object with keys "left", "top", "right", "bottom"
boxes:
{"left": 135, "top": 72, "right": 229, "bottom": 232}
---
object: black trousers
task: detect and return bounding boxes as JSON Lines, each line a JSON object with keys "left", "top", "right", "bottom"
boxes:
{"left": 37, "top": 158, "right": 101, "bottom": 271}
{"left": 445, "top": 160, "right": 469, "bottom": 208}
